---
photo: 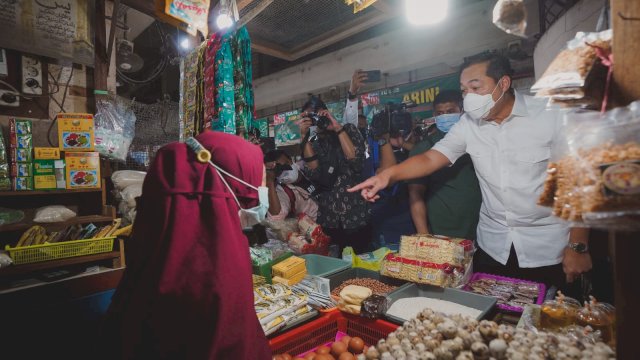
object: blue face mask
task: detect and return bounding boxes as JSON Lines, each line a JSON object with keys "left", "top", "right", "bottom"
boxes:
{"left": 435, "top": 113, "right": 461, "bottom": 133}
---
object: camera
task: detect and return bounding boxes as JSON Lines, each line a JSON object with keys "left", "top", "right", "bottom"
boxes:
{"left": 307, "top": 112, "right": 331, "bottom": 130}
{"left": 273, "top": 163, "right": 292, "bottom": 174}
{"left": 370, "top": 101, "right": 415, "bottom": 138}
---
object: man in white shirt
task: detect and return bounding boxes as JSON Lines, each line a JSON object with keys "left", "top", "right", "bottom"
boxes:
{"left": 349, "top": 53, "right": 592, "bottom": 288}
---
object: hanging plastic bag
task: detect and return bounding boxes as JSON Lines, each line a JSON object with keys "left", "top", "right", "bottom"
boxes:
{"left": 94, "top": 96, "right": 137, "bottom": 162}
{"left": 111, "top": 170, "right": 146, "bottom": 190}
{"left": 492, "top": 0, "right": 527, "bottom": 38}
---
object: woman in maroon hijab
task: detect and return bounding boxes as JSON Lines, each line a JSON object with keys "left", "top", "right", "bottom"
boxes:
{"left": 102, "top": 131, "right": 271, "bottom": 359}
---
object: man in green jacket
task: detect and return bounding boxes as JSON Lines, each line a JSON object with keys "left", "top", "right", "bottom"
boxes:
{"left": 407, "top": 90, "right": 482, "bottom": 239}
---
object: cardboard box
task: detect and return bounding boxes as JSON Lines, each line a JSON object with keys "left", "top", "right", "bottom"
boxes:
{"left": 57, "top": 113, "right": 95, "bottom": 152}
{"left": 34, "top": 147, "right": 61, "bottom": 160}
{"left": 12, "top": 176, "right": 33, "bottom": 191}
{"left": 33, "top": 160, "right": 65, "bottom": 190}
{"left": 10, "top": 148, "right": 33, "bottom": 163}
{"left": 10, "top": 162, "right": 32, "bottom": 177}
{"left": 65, "top": 152, "right": 100, "bottom": 189}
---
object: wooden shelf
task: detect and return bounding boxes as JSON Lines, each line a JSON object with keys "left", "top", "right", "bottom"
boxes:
{"left": 0, "top": 251, "right": 121, "bottom": 277}
{"left": 0, "top": 189, "right": 102, "bottom": 197}
{"left": 0, "top": 214, "right": 115, "bottom": 232}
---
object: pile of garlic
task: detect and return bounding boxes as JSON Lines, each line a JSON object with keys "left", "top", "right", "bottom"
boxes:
{"left": 364, "top": 308, "right": 615, "bottom": 360}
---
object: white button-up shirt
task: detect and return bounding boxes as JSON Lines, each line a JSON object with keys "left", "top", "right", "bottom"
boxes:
{"left": 432, "top": 91, "right": 569, "bottom": 268}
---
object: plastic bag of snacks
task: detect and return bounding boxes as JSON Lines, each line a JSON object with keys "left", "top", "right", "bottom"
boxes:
{"left": 539, "top": 101, "right": 640, "bottom": 229}
{"left": 532, "top": 30, "right": 612, "bottom": 95}
{"left": 492, "top": 0, "right": 527, "bottom": 38}
{"left": 33, "top": 206, "right": 76, "bottom": 223}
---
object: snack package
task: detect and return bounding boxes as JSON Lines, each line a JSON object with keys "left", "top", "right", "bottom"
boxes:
{"left": 57, "top": 113, "right": 95, "bottom": 152}
{"left": 33, "top": 205, "right": 77, "bottom": 223}
{"left": 111, "top": 170, "right": 146, "bottom": 190}
{"left": 532, "top": 30, "right": 612, "bottom": 93}
{"left": 65, "top": 152, "right": 101, "bottom": 189}
{"left": 399, "top": 234, "right": 467, "bottom": 266}
{"left": 0, "top": 207, "right": 25, "bottom": 225}
{"left": 492, "top": 0, "right": 527, "bottom": 38}
{"left": 12, "top": 176, "right": 33, "bottom": 191}
{"left": 360, "top": 294, "right": 389, "bottom": 319}
{"left": 380, "top": 253, "right": 462, "bottom": 287}
{"left": 538, "top": 102, "right": 640, "bottom": 229}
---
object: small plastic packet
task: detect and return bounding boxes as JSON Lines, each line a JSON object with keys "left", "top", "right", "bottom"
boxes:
{"left": 360, "top": 294, "right": 389, "bottom": 319}
{"left": 111, "top": 170, "right": 147, "bottom": 190}
{"left": 33, "top": 206, "right": 76, "bottom": 223}
{"left": 94, "top": 95, "right": 137, "bottom": 162}
{"left": 0, "top": 207, "right": 25, "bottom": 225}
{"left": 492, "top": 0, "right": 527, "bottom": 38}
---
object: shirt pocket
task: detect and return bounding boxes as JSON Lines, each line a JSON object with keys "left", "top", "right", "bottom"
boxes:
{"left": 511, "top": 147, "right": 551, "bottom": 187}
{"left": 466, "top": 147, "right": 494, "bottom": 183}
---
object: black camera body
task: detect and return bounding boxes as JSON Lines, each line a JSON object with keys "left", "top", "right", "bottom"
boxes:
{"left": 370, "top": 102, "right": 415, "bottom": 138}
{"left": 307, "top": 112, "right": 331, "bottom": 130}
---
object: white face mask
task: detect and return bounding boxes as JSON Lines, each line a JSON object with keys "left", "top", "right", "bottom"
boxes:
{"left": 463, "top": 78, "right": 506, "bottom": 120}
{"left": 186, "top": 138, "right": 269, "bottom": 229}
{"left": 278, "top": 163, "right": 299, "bottom": 184}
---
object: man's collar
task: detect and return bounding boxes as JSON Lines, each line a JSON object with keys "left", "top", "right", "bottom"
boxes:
{"left": 510, "top": 90, "right": 529, "bottom": 117}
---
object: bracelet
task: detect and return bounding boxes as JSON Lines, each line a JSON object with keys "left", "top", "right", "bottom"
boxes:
{"left": 348, "top": 91, "right": 357, "bottom": 100}
{"left": 336, "top": 127, "right": 346, "bottom": 135}
{"left": 303, "top": 155, "right": 318, "bottom": 162}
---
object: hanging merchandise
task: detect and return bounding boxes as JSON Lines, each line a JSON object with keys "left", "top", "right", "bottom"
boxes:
{"left": 232, "top": 26, "right": 255, "bottom": 138}
{"left": 94, "top": 95, "right": 137, "bottom": 162}
{"left": 204, "top": 33, "right": 223, "bottom": 130}
{"left": 492, "top": 0, "right": 528, "bottom": 38}
{"left": 213, "top": 32, "right": 236, "bottom": 134}
{"left": 180, "top": 44, "right": 202, "bottom": 140}
{"left": 165, "top": 0, "right": 211, "bottom": 36}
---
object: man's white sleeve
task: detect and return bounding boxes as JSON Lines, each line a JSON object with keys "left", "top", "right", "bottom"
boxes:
{"left": 431, "top": 119, "right": 468, "bottom": 164}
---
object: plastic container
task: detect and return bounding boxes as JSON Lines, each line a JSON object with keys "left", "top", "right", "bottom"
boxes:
{"left": 465, "top": 272, "right": 546, "bottom": 313}
{"left": 327, "top": 267, "right": 407, "bottom": 292}
{"left": 252, "top": 251, "right": 292, "bottom": 284}
{"left": 300, "top": 254, "right": 351, "bottom": 277}
{"left": 5, "top": 237, "right": 115, "bottom": 265}
{"left": 384, "top": 283, "right": 497, "bottom": 323}
{"left": 269, "top": 310, "right": 399, "bottom": 356}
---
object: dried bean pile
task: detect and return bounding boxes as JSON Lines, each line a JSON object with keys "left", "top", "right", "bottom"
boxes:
{"left": 331, "top": 278, "right": 396, "bottom": 296}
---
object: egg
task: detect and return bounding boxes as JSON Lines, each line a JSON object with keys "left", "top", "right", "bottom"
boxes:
{"left": 281, "top": 355, "right": 293, "bottom": 360}
{"left": 316, "top": 345, "right": 331, "bottom": 355}
{"left": 315, "top": 354, "right": 335, "bottom": 360}
{"left": 341, "top": 336, "right": 352, "bottom": 345}
{"left": 303, "top": 352, "right": 316, "bottom": 360}
{"left": 331, "top": 342, "right": 348, "bottom": 357}
{"left": 338, "top": 352, "right": 356, "bottom": 360}
{"left": 348, "top": 337, "right": 365, "bottom": 354}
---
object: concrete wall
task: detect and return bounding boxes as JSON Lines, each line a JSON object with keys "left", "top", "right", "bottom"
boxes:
{"left": 253, "top": 0, "right": 526, "bottom": 113}
{"left": 533, "top": 0, "right": 604, "bottom": 79}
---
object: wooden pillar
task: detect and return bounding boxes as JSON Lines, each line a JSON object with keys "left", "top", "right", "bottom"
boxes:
{"left": 94, "top": 0, "right": 109, "bottom": 94}
{"left": 610, "top": 1, "right": 640, "bottom": 358}
{"left": 611, "top": 0, "right": 640, "bottom": 104}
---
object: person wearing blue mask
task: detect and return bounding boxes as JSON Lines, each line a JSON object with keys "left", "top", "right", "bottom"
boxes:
{"left": 406, "top": 90, "right": 482, "bottom": 240}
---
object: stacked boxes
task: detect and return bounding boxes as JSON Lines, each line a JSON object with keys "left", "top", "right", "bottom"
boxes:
{"left": 9, "top": 118, "right": 33, "bottom": 190}
{"left": 57, "top": 113, "right": 100, "bottom": 190}
{"left": 34, "top": 147, "right": 65, "bottom": 190}
{"left": 65, "top": 152, "right": 100, "bottom": 189}
{"left": 272, "top": 256, "right": 307, "bottom": 286}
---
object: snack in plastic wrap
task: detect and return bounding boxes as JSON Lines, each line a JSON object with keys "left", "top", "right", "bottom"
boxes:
{"left": 399, "top": 234, "right": 467, "bottom": 266}
{"left": 380, "top": 253, "right": 460, "bottom": 287}
{"left": 538, "top": 102, "right": 640, "bottom": 228}
{"left": 0, "top": 126, "right": 9, "bottom": 186}
{"left": 360, "top": 294, "right": 388, "bottom": 319}
{"left": 111, "top": 170, "right": 147, "bottom": 190}
{"left": 532, "top": 30, "right": 612, "bottom": 93}
{"left": 33, "top": 206, "right": 77, "bottom": 223}
{"left": 0, "top": 251, "right": 12, "bottom": 268}
{"left": 540, "top": 291, "right": 581, "bottom": 331}
{"left": 492, "top": 0, "right": 527, "bottom": 38}
{"left": 94, "top": 96, "right": 137, "bottom": 162}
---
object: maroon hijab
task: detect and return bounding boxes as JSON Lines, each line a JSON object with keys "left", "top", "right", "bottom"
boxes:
{"left": 103, "top": 131, "right": 271, "bottom": 359}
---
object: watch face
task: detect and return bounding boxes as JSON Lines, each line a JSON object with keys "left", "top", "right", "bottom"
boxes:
{"left": 572, "top": 243, "right": 587, "bottom": 253}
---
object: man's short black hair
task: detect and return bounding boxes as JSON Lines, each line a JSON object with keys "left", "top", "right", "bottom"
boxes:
{"left": 433, "top": 89, "right": 463, "bottom": 109}
{"left": 302, "top": 96, "right": 327, "bottom": 112}
{"left": 460, "top": 52, "right": 514, "bottom": 84}
{"left": 358, "top": 114, "right": 367, "bottom": 120}
{"left": 264, "top": 149, "right": 290, "bottom": 163}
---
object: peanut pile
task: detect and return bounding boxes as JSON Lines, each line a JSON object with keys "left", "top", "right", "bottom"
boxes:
{"left": 331, "top": 278, "right": 397, "bottom": 297}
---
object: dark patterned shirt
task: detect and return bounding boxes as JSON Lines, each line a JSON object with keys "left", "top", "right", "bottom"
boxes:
{"left": 303, "top": 124, "right": 371, "bottom": 230}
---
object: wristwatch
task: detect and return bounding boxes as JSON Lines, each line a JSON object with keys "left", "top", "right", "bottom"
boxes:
{"left": 567, "top": 242, "right": 589, "bottom": 254}
{"left": 377, "top": 138, "right": 388, "bottom": 147}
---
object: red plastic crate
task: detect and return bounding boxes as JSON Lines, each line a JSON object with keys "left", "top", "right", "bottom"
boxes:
{"left": 269, "top": 310, "right": 399, "bottom": 356}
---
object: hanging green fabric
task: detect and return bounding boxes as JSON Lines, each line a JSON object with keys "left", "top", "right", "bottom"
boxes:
{"left": 213, "top": 32, "right": 236, "bottom": 134}
{"left": 232, "top": 26, "right": 254, "bottom": 139}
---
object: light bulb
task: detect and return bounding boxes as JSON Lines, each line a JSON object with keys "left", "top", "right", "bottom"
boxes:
{"left": 406, "top": 0, "right": 448, "bottom": 26}
{"left": 180, "top": 38, "right": 191, "bottom": 49}
{"left": 216, "top": 10, "right": 234, "bottom": 29}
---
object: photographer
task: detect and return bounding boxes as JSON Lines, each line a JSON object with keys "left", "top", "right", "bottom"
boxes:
{"left": 299, "top": 96, "right": 371, "bottom": 253}
{"left": 264, "top": 150, "right": 318, "bottom": 222}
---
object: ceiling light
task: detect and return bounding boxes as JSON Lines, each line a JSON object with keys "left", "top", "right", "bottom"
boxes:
{"left": 216, "top": 6, "right": 234, "bottom": 30}
{"left": 406, "top": 0, "right": 448, "bottom": 26}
